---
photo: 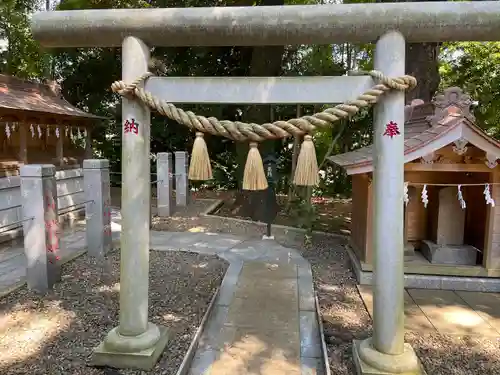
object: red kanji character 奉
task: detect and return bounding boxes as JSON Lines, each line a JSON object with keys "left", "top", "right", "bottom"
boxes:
{"left": 124, "top": 119, "right": 139, "bottom": 135}
{"left": 383, "top": 121, "right": 400, "bottom": 138}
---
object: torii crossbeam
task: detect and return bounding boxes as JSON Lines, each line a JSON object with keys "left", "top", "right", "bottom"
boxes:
{"left": 31, "top": 2, "right": 500, "bottom": 374}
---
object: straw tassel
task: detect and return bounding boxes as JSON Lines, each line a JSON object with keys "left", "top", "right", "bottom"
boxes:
{"left": 188, "top": 132, "right": 213, "bottom": 181}
{"left": 242, "top": 142, "right": 268, "bottom": 191}
{"left": 293, "top": 135, "right": 319, "bottom": 186}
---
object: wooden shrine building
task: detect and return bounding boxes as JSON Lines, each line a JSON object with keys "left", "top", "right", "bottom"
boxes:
{"left": 329, "top": 87, "right": 500, "bottom": 291}
{"left": 0, "top": 74, "right": 102, "bottom": 176}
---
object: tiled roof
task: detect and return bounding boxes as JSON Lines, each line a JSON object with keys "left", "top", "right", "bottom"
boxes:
{"left": 328, "top": 87, "right": 500, "bottom": 170}
{"left": 0, "top": 74, "right": 102, "bottom": 120}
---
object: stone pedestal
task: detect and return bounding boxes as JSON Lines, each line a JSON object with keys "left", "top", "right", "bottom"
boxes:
{"left": 174, "top": 151, "right": 189, "bottom": 207}
{"left": 83, "top": 159, "right": 112, "bottom": 257}
{"left": 91, "top": 36, "right": 168, "bottom": 371}
{"left": 157, "top": 152, "right": 175, "bottom": 217}
{"left": 20, "top": 164, "right": 61, "bottom": 293}
{"left": 421, "top": 240, "right": 478, "bottom": 265}
{"left": 353, "top": 339, "right": 425, "bottom": 375}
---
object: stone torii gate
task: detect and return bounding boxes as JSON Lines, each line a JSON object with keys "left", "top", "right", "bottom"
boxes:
{"left": 31, "top": 2, "right": 500, "bottom": 374}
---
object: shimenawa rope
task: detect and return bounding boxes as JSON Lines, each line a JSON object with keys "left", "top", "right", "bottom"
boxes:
{"left": 111, "top": 70, "right": 417, "bottom": 189}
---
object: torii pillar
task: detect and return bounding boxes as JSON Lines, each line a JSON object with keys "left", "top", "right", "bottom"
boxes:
{"left": 91, "top": 36, "right": 169, "bottom": 370}
{"left": 352, "top": 31, "right": 422, "bottom": 375}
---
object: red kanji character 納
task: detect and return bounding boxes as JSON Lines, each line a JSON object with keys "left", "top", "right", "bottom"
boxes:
{"left": 383, "top": 121, "right": 400, "bottom": 139}
{"left": 124, "top": 119, "right": 139, "bottom": 135}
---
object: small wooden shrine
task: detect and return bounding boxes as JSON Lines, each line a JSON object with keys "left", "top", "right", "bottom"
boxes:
{"left": 330, "top": 87, "right": 500, "bottom": 286}
{"left": 0, "top": 74, "right": 103, "bottom": 176}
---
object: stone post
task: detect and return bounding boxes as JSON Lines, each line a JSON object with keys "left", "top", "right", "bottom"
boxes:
{"left": 353, "top": 31, "right": 422, "bottom": 375}
{"left": 83, "top": 159, "right": 112, "bottom": 257}
{"left": 174, "top": 151, "right": 189, "bottom": 206}
{"left": 92, "top": 36, "right": 169, "bottom": 370}
{"left": 20, "top": 164, "right": 61, "bottom": 293}
{"left": 157, "top": 152, "right": 174, "bottom": 217}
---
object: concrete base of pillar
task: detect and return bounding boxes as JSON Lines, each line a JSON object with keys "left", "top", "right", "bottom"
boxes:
{"left": 91, "top": 325, "right": 169, "bottom": 370}
{"left": 352, "top": 338, "right": 426, "bottom": 375}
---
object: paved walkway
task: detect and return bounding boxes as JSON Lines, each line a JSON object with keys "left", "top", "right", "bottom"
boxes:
{"left": 0, "top": 210, "right": 324, "bottom": 375}
{"left": 358, "top": 285, "right": 500, "bottom": 337}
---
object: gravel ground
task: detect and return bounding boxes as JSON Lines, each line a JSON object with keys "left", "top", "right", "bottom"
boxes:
{"left": 282, "top": 236, "right": 500, "bottom": 375}
{"left": 0, "top": 250, "right": 228, "bottom": 375}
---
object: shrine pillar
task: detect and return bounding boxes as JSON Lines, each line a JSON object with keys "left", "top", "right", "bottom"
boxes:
{"left": 353, "top": 31, "right": 422, "bottom": 375}
{"left": 92, "top": 36, "right": 169, "bottom": 370}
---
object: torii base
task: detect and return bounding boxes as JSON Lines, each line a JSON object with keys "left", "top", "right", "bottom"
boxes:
{"left": 352, "top": 339, "right": 426, "bottom": 375}
{"left": 91, "top": 325, "right": 169, "bottom": 370}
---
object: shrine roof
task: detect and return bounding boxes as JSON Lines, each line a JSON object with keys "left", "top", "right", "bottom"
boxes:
{"left": 328, "top": 87, "right": 500, "bottom": 175}
{"left": 0, "top": 74, "right": 103, "bottom": 121}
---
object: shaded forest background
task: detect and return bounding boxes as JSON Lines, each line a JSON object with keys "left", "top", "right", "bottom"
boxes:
{"left": 1, "top": 0, "right": 499, "bottom": 203}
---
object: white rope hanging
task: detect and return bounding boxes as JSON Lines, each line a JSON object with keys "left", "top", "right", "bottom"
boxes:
{"left": 421, "top": 184, "right": 428, "bottom": 208}
{"left": 403, "top": 182, "right": 409, "bottom": 206}
{"left": 484, "top": 184, "right": 495, "bottom": 207}
{"left": 457, "top": 185, "right": 466, "bottom": 209}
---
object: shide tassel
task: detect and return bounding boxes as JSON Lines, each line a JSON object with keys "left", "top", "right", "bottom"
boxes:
{"left": 293, "top": 135, "right": 319, "bottom": 186}
{"left": 188, "top": 132, "right": 213, "bottom": 181}
{"left": 243, "top": 142, "right": 268, "bottom": 191}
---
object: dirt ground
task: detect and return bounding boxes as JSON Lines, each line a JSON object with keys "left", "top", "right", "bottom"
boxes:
{"left": 208, "top": 190, "right": 352, "bottom": 235}
{"left": 0, "top": 250, "right": 228, "bottom": 375}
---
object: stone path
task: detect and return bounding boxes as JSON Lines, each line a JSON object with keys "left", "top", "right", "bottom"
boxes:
{"left": 150, "top": 231, "right": 324, "bottom": 375}
{"left": 358, "top": 285, "right": 500, "bottom": 337}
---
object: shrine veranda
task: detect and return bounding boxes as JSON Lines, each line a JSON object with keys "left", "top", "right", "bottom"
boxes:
{"left": 30, "top": 2, "right": 500, "bottom": 374}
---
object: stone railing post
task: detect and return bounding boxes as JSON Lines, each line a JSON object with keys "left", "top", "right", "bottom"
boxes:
{"left": 174, "top": 151, "right": 189, "bottom": 207}
{"left": 157, "top": 152, "right": 174, "bottom": 217}
{"left": 20, "top": 164, "right": 61, "bottom": 293}
{"left": 83, "top": 159, "right": 112, "bottom": 257}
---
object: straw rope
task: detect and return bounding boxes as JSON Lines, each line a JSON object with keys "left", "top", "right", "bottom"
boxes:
{"left": 111, "top": 70, "right": 416, "bottom": 141}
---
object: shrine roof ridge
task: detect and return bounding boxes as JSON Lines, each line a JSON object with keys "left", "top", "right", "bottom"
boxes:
{"left": 31, "top": 2, "right": 500, "bottom": 48}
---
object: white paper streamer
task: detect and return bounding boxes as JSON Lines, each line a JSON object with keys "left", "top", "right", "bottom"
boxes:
{"left": 56, "top": 127, "right": 60, "bottom": 138}
{"left": 65, "top": 127, "right": 69, "bottom": 137}
{"left": 11, "top": 123, "right": 16, "bottom": 132}
{"left": 403, "top": 182, "right": 409, "bottom": 206}
{"left": 421, "top": 185, "right": 428, "bottom": 208}
{"left": 37, "top": 125, "right": 42, "bottom": 139}
{"left": 30, "top": 124, "right": 35, "bottom": 138}
{"left": 5, "top": 124, "right": 10, "bottom": 139}
{"left": 484, "top": 184, "right": 495, "bottom": 207}
{"left": 83, "top": 128, "right": 87, "bottom": 137}
{"left": 46, "top": 126, "right": 50, "bottom": 137}
{"left": 70, "top": 128, "right": 74, "bottom": 142}
{"left": 457, "top": 185, "right": 466, "bottom": 209}
{"left": 77, "top": 127, "right": 82, "bottom": 138}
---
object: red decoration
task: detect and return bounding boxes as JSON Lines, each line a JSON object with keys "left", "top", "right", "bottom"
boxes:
{"left": 124, "top": 119, "right": 139, "bottom": 135}
{"left": 383, "top": 121, "right": 400, "bottom": 138}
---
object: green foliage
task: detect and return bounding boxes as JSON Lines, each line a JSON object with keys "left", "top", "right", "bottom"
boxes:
{"left": 0, "top": 0, "right": 48, "bottom": 78}
{"left": 440, "top": 42, "right": 500, "bottom": 138}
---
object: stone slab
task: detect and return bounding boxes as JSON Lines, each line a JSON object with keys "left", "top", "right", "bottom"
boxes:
{"left": 299, "top": 311, "right": 321, "bottom": 358}
{"left": 225, "top": 296, "right": 299, "bottom": 330}
{"left": 352, "top": 340, "right": 426, "bottom": 375}
{"left": 298, "top": 268, "right": 315, "bottom": 312}
{"left": 421, "top": 240, "right": 478, "bottom": 266}
{"left": 301, "top": 357, "right": 325, "bottom": 375}
{"left": 238, "top": 261, "right": 298, "bottom": 280}
{"left": 451, "top": 291, "right": 500, "bottom": 336}
{"left": 406, "top": 289, "right": 498, "bottom": 336}
{"left": 234, "top": 277, "right": 298, "bottom": 302}
{"left": 91, "top": 325, "right": 169, "bottom": 370}
{"left": 357, "top": 285, "right": 435, "bottom": 332}
{"left": 216, "top": 262, "right": 243, "bottom": 306}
